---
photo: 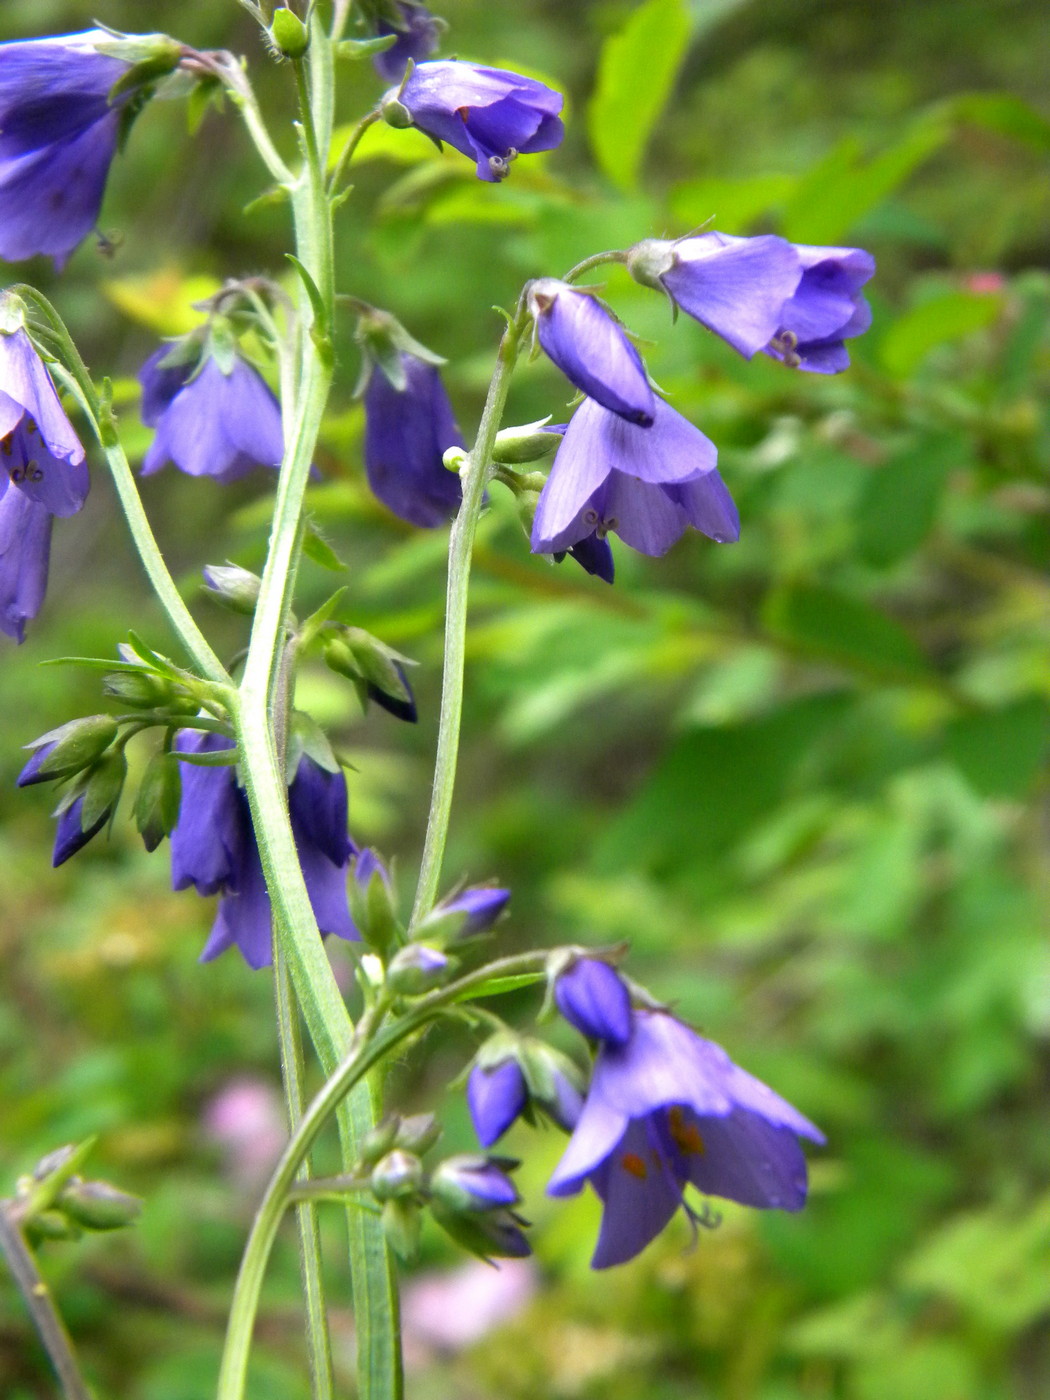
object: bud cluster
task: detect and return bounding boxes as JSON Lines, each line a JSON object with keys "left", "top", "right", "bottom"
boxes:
{"left": 8, "top": 1141, "right": 141, "bottom": 1247}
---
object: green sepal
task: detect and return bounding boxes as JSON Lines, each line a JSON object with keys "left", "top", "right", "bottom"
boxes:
{"left": 302, "top": 527, "right": 347, "bottom": 573}
{"left": 285, "top": 711, "right": 340, "bottom": 784}
{"left": 80, "top": 749, "right": 127, "bottom": 830}
{"left": 335, "top": 35, "right": 399, "bottom": 61}
{"left": 381, "top": 1198, "right": 421, "bottom": 1262}
{"left": 134, "top": 750, "right": 182, "bottom": 852}
{"left": 28, "top": 715, "right": 118, "bottom": 781}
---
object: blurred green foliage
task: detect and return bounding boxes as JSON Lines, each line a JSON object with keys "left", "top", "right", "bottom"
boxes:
{"left": 1, "top": 1, "right": 1047, "bottom": 1398}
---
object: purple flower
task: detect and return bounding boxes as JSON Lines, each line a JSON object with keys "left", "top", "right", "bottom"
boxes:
{"left": 548, "top": 1011, "right": 824, "bottom": 1269}
{"left": 373, "top": 2, "right": 442, "bottom": 84}
{"left": 389, "top": 61, "right": 563, "bottom": 182}
{"left": 555, "top": 959, "right": 632, "bottom": 1048}
{"left": 561, "top": 531, "right": 615, "bottom": 584}
{"left": 0, "top": 326, "right": 89, "bottom": 513}
{"left": 628, "top": 232, "right": 802, "bottom": 359}
{"left": 0, "top": 32, "right": 130, "bottom": 266}
{"left": 139, "top": 349, "right": 284, "bottom": 482}
{"left": 434, "top": 885, "right": 510, "bottom": 936}
{"left": 528, "top": 280, "right": 654, "bottom": 427}
{"left": 0, "top": 482, "right": 52, "bottom": 642}
{"left": 531, "top": 395, "right": 739, "bottom": 561}
{"left": 429, "top": 1154, "right": 531, "bottom": 1259}
{"left": 768, "top": 243, "right": 876, "bottom": 373}
{"left": 363, "top": 353, "right": 463, "bottom": 527}
{"left": 468, "top": 1060, "right": 529, "bottom": 1148}
{"left": 170, "top": 732, "right": 358, "bottom": 969}
{"left": 52, "top": 792, "right": 109, "bottom": 866}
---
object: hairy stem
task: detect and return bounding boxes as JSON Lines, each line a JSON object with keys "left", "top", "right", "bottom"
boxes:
{"left": 0, "top": 1206, "right": 93, "bottom": 1400}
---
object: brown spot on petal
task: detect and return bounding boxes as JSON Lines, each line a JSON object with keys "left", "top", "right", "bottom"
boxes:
{"left": 620, "top": 1152, "right": 648, "bottom": 1180}
{"left": 668, "top": 1106, "right": 705, "bottom": 1156}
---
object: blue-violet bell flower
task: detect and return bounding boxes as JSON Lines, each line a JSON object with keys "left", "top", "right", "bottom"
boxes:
{"left": 373, "top": 2, "right": 442, "bottom": 84}
{"left": 139, "top": 347, "right": 285, "bottom": 482}
{"left": 52, "top": 792, "right": 109, "bottom": 867}
{"left": 0, "top": 481, "right": 52, "bottom": 642}
{"left": 0, "top": 322, "right": 89, "bottom": 638}
{"left": 548, "top": 1010, "right": 825, "bottom": 1268}
{"left": 627, "top": 232, "right": 803, "bottom": 359}
{"left": 555, "top": 958, "right": 633, "bottom": 1048}
{"left": 362, "top": 352, "right": 464, "bottom": 527}
{"left": 386, "top": 60, "right": 563, "bottom": 182}
{"left": 767, "top": 242, "right": 876, "bottom": 373}
{"left": 0, "top": 30, "right": 178, "bottom": 267}
{"left": 528, "top": 280, "right": 655, "bottom": 427}
{"left": 170, "top": 732, "right": 358, "bottom": 969}
{"left": 531, "top": 394, "right": 739, "bottom": 561}
{"left": 468, "top": 1059, "right": 529, "bottom": 1148}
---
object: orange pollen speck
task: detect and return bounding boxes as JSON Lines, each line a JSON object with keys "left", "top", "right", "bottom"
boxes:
{"left": 668, "top": 1106, "right": 705, "bottom": 1155}
{"left": 620, "top": 1152, "right": 648, "bottom": 1180}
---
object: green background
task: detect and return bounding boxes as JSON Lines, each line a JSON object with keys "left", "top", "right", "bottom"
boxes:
{"left": 1, "top": 1, "right": 1048, "bottom": 1397}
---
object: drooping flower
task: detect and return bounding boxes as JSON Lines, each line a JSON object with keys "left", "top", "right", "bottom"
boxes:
{"left": 0, "top": 30, "right": 177, "bottom": 267}
{"left": 138, "top": 348, "right": 285, "bottom": 482}
{"left": 373, "top": 2, "right": 442, "bottom": 84}
{"left": 0, "top": 482, "right": 52, "bottom": 642}
{"left": 554, "top": 958, "right": 632, "bottom": 1048}
{"left": 0, "top": 322, "right": 89, "bottom": 638}
{"left": 528, "top": 280, "right": 654, "bottom": 427}
{"left": 468, "top": 1060, "right": 529, "bottom": 1148}
{"left": 386, "top": 61, "right": 563, "bottom": 182}
{"left": 767, "top": 243, "right": 876, "bottom": 373}
{"left": 627, "top": 232, "right": 802, "bottom": 359}
{"left": 170, "top": 732, "right": 358, "bottom": 969}
{"left": 429, "top": 1154, "right": 531, "bottom": 1259}
{"left": 52, "top": 792, "right": 110, "bottom": 867}
{"left": 362, "top": 352, "right": 464, "bottom": 527}
{"left": 467, "top": 1038, "right": 584, "bottom": 1147}
{"left": 531, "top": 395, "right": 739, "bottom": 561}
{"left": 548, "top": 1010, "right": 824, "bottom": 1268}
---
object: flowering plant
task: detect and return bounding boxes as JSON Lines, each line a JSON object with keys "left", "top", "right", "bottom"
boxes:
{"left": 0, "top": 7, "right": 878, "bottom": 1399}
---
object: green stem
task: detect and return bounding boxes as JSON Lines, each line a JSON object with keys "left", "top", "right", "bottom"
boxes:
{"left": 410, "top": 312, "right": 526, "bottom": 925}
{"left": 327, "top": 110, "right": 381, "bottom": 200}
{"left": 231, "top": 20, "right": 401, "bottom": 1400}
{"left": 0, "top": 1206, "right": 92, "bottom": 1400}
{"left": 561, "top": 250, "right": 629, "bottom": 283}
{"left": 216, "top": 953, "right": 550, "bottom": 1400}
{"left": 275, "top": 945, "right": 335, "bottom": 1400}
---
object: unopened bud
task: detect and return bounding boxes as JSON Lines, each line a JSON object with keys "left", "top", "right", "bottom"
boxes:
{"left": 359, "top": 1115, "right": 402, "bottom": 1168}
{"left": 394, "top": 1113, "right": 441, "bottom": 1156}
{"left": 59, "top": 1179, "right": 142, "bottom": 1231}
{"left": 442, "top": 445, "right": 468, "bottom": 474}
{"left": 79, "top": 749, "right": 127, "bottom": 831}
{"left": 102, "top": 669, "right": 180, "bottom": 709}
{"left": 18, "top": 716, "right": 118, "bottom": 787}
{"left": 492, "top": 420, "right": 565, "bottom": 465}
{"left": 202, "top": 563, "right": 262, "bottom": 615}
{"left": 134, "top": 750, "right": 182, "bottom": 853}
{"left": 348, "top": 850, "right": 402, "bottom": 957}
{"left": 380, "top": 95, "right": 413, "bottom": 129}
{"left": 381, "top": 1197, "right": 422, "bottom": 1261}
{"left": 387, "top": 944, "right": 454, "bottom": 995}
{"left": 370, "top": 1149, "right": 424, "bottom": 1202}
{"left": 269, "top": 7, "right": 310, "bottom": 59}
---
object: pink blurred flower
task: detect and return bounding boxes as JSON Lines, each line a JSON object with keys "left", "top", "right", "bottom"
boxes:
{"left": 202, "top": 1076, "right": 286, "bottom": 1190}
{"left": 964, "top": 272, "right": 1005, "bottom": 295}
{"left": 401, "top": 1257, "right": 538, "bottom": 1364}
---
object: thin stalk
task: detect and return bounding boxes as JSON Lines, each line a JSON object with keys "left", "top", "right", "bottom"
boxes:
{"left": 327, "top": 110, "right": 381, "bottom": 200}
{"left": 232, "top": 22, "right": 402, "bottom": 1400}
{"left": 216, "top": 953, "right": 550, "bottom": 1400}
{"left": 0, "top": 1207, "right": 92, "bottom": 1400}
{"left": 562, "top": 250, "right": 629, "bottom": 283}
{"left": 410, "top": 312, "right": 527, "bottom": 925}
{"left": 275, "top": 953, "right": 335, "bottom": 1400}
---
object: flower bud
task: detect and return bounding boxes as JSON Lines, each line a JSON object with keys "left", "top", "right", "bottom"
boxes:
{"left": 102, "top": 669, "right": 182, "bottom": 709}
{"left": 554, "top": 957, "right": 632, "bottom": 1047}
{"left": 380, "top": 95, "right": 413, "bottom": 129}
{"left": 58, "top": 1179, "right": 141, "bottom": 1231}
{"left": 429, "top": 1154, "right": 519, "bottom": 1213}
{"left": 381, "top": 1197, "right": 422, "bottom": 1261}
{"left": 347, "top": 850, "right": 402, "bottom": 957}
{"left": 359, "top": 1115, "right": 402, "bottom": 1168}
{"left": 394, "top": 1113, "right": 441, "bottom": 1156}
{"left": 370, "top": 1149, "right": 424, "bottom": 1202}
{"left": 18, "top": 716, "right": 119, "bottom": 787}
{"left": 269, "top": 6, "right": 310, "bottom": 58}
{"left": 468, "top": 1056, "right": 528, "bottom": 1147}
{"left": 325, "top": 628, "right": 417, "bottom": 724}
{"left": 134, "top": 750, "right": 182, "bottom": 853}
{"left": 492, "top": 420, "right": 566, "bottom": 465}
{"left": 519, "top": 1041, "right": 585, "bottom": 1132}
{"left": 25, "top": 1210, "right": 81, "bottom": 1244}
{"left": 387, "top": 944, "right": 454, "bottom": 995}
{"left": 413, "top": 885, "right": 510, "bottom": 947}
{"left": 79, "top": 749, "right": 127, "bottom": 832}
{"left": 202, "top": 563, "right": 262, "bottom": 615}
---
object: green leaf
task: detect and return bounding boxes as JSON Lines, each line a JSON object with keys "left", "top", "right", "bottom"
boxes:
{"left": 781, "top": 116, "right": 949, "bottom": 245}
{"left": 303, "top": 526, "right": 347, "bottom": 573}
{"left": 855, "top": 434, "right": 962, "bottom": 568}
{"left": 669, "top": 171, "right": 795, "bottom": 233}
{"left": 452, "top": 972, "right": 545, "bottom": 1002}
{"left": 880, "top": 290, "right": 1003, "bottom": 377}
{"left": 763, "top": 584, "right": 929, "bottom": 681}
{"left": 946, "top": 91, "right": 1050, "bottom": 152}
{"left": 587, "top": 0, "right": 691, "bottom": 192}
{"left": 945, "top": 697, "right": 1048, "bottom": 799}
